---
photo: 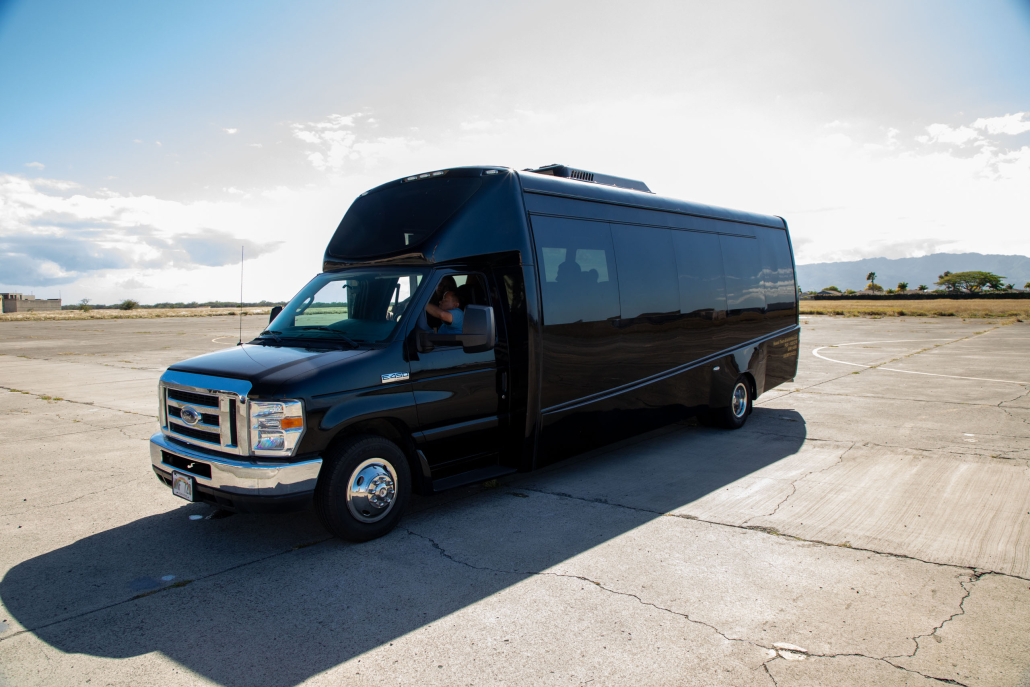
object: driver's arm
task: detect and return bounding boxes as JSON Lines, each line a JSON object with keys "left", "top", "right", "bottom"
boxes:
{"left": 425, "top": 302, "right": 453, "bottom": 324}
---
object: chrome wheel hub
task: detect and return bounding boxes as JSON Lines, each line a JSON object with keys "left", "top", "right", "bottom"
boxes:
{"left": 346, "top": 458, "right": 397, "bottom": 523}
{"left": 731, "top": 383, "right": 748, "bottom": 418}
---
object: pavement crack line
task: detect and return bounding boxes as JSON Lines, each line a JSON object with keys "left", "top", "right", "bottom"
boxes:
{"left": 399, "top": 527, "right": 770, "bottom": 651}
{"left": 772, "top": 388, "right": 1030, "bottom": 410}
{"left": 890, "top": 573, "right": 977, "bottom": 661}
{"left": 0, "top": 385, "right": 154, "bottom": 418}
{"left": 513, "top": 486, "right": 1030, "bottom": 583}
{"left": 402, "top": 527, "right": 977, "bottom": 685}
{"left": 0, "top": 477, "right": 146, "bottom": 517}
{"left": 743, "top": 441, "right": 858, "bottom": 526}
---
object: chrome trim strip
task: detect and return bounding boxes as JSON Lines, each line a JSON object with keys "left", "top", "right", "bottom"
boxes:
{"left": 168, "top": 417, "right": 221, "bottom": 432}
{"left": 150, "top": 433, "right": 321, "bottom": 496}
{"left": 541, "top": 324, "right": 800, "bottom": 416}
{"left": 167, "top": 422, "right": 222, "bottom": 444}
{"left": 165, "top": 398, "right": 218, "bottom": 410}
{"left": 218, "top": 395, "right": 232, "bottom": 446}
{"left": 161, "top": 370, "right": 252, "bottom": 397}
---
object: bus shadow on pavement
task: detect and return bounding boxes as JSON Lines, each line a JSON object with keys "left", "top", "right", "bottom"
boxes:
{"left": 1, "top": 411, "right": 805, "bottom": 686}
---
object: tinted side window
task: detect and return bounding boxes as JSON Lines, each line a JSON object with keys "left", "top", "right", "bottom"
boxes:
{"left": 673, "top": 231, "right": 727, "bottom": 318}
{"left": 534, "top": 217, "right": 620, "bottom": 326}
{"left": 719, "top": 234, "right": 768, "bottom": 344}
{"left": 719, "top": 235, "right": 765, "bottom": 316}
{"left": 610, "top": 225, "right": 679, "bottom": 320}
{"left": 532, "top": 216, "right": 623, "bottom": 410}
{"left": 756, "top": 227, "right": 797, "bottom": 326}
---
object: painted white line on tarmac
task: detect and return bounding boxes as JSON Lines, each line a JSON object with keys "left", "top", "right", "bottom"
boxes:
{"left": 211, "top": 336, "right": 239, "bottom": 344}
{"left": 812, "top": 339, "right": 1030, "bottom": 386}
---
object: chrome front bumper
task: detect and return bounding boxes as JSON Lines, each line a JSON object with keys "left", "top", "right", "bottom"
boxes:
{"left": 150, "top": 432, "right": 322, "bottom": 496}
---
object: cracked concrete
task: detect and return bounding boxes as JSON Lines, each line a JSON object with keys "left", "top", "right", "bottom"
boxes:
{"left": 1, "top": 316, "right": 1030, "bottom": 686}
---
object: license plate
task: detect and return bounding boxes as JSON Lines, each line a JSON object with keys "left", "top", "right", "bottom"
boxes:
{"left": 171, "top": 471, "right": 194, "bottom": 502}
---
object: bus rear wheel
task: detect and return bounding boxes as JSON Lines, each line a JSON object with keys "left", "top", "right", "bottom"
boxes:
{"left": 702, "top": 377, "right": 752, "bottom": 430}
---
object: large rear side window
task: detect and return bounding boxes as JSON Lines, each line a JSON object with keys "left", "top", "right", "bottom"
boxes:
{"left": 328, "top": 177, "right": 483, "bottom": 258}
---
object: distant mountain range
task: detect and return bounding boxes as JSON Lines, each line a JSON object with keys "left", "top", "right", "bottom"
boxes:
{"left": 795, "top": 253, "right": 1030, "bottom": 292}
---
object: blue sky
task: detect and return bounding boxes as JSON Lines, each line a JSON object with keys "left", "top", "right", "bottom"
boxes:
{"left": 1, "top": 0, "right": 1029, "bottom": 303}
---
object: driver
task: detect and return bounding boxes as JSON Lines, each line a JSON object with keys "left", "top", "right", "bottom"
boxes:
{"left": 425, "top": 290, "right": 463, "bottom": 334}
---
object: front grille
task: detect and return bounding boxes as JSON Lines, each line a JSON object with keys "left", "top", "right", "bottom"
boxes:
{"left": 169, "top": 423, "right": 221, "bottom": 444}
{"left": 167, "top": 405, "right": 219, "bottom": 426}
{"left": 168, "top": 389, "right": 219, "bottom": 407}
{"left": 162, "top": 381, "right": 246, "bottom": 455}
{"left": 161, "top": 450, "right": 213, "bottom": 479}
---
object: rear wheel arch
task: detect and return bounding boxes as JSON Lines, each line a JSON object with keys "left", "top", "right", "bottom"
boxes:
{"left": 742, "top": 371, "right": 759, "bottom": 402}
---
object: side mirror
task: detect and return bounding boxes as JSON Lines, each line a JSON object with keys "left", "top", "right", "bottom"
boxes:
{"left": 416, "top": 305, "right": 496, "bottom": 353}
{"left": 459, "top": 305, "right": 496, "bottom": 353}
{"left": 269, "top": 305, "right": 283, "bottom": 324}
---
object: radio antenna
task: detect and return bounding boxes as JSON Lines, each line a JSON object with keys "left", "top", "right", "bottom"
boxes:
{"left": 238, "top": 245, "right": 244, "bottom": 345}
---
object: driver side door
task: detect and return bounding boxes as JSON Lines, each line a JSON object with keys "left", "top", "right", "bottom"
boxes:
{"left": 408, "top": 271, "right": 507, "bottom": 476}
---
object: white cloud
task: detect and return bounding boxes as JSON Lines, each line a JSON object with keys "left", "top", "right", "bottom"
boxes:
{"left": 248, "top": 143, "right": 262, "bottom": 148}
{"left": 917, "top": 123, "right": 981, "bottom": 146}
{"left": 133, "top": 139, "right": 142, "bottom": 144}
{"left": 24, "top": 162, "right": 44, "bottom": 169}
{"left": 116, "top": 277, "right": 149, "bottom": 290}
{"left": 5, "top": 101, "right": 1028, "bottom": 303}
{"left": 291, "top": 113, "right": 424, "bottom": 174}
{"left": 155, "top": 141, "right": 162, "bottom": 146}
{"left": 223, "top": 127, "right": 238, "bottom": 134}
{"left": 0, "top": 175, "right": 282, "bottom": 291}
{"left": 972, "top": 112, "right": 1030, "bottom": 136}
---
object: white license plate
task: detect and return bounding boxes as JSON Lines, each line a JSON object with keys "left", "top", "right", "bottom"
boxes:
{"left": 171, "top": 471, "right": 194, "bottom": 502}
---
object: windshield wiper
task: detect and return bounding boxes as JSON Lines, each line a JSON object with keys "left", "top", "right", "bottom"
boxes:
{"left": 259, "top": 330, "right": 283, "bottom": 343}
{"left": 295, "top": 326, "right": 360, "bottom": 348}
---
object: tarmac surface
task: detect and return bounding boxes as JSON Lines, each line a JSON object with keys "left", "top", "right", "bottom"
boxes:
{"left": 0, "top": 315, "right": 1028, "bottom": 686}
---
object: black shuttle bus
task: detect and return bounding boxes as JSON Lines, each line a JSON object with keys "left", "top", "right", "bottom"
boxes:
{"left": 149, "top": 165, "right": 800, "bottom": 541}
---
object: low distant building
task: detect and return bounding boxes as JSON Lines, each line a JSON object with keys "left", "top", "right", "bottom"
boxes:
{"left": 1, "top": 293, "right": 62, "bottom": 313}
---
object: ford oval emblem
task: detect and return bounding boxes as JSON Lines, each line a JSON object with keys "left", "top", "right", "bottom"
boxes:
{"left": 179, "top": 406, "right": 201, "bottom": 426}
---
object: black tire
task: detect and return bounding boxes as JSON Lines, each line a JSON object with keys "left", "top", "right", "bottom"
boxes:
{"left": 709, "top": 376, "right": 753, "bottom": 430}
{"left": 314, "top": 434, "right": 411, "bottom": 542}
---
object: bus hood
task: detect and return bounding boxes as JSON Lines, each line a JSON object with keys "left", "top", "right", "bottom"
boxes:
{"left": 167, "top": 343, "right": 371, "bottom": 390}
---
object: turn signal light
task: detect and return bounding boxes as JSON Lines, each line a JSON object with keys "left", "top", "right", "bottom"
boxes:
{"left": 280, "top": 417, "right": 303, "bottom": 430}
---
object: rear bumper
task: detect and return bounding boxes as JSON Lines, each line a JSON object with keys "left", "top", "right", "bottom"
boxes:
{"left": 150, "top": 433, "right": 321, "bottom": 513}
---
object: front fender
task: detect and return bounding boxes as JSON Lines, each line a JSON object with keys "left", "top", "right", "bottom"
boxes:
{"left": 296, "top": 383, "right": 420, "bottom": 456}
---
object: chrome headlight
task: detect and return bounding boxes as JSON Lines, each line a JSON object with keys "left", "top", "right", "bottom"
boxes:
{"left": 249, "top": 400, "right": 304, "bottom": 456}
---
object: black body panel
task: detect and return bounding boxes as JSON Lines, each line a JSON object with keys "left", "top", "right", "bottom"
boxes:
{"left": 166, "top": 165, "right": 798, "bottom": 490}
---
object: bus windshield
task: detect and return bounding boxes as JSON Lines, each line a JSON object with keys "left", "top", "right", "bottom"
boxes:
{"left": 262, "top": 268, "right": 427, "bottom": 345}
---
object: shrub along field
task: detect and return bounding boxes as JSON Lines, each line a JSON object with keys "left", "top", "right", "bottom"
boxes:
{"left": 800, "top": 298, "right": 1030, "bottom": 318}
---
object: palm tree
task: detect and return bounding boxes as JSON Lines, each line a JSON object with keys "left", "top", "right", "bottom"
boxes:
{"left": 866, "top": 271, "right": 876, "bottom": 283}
{"left": 897, "top": 281, "right": 909, "bottom": 291}
{"left": 1025, "top": 282, "right": 1030, "bottom": 290}
{"left": 917, "top": 285, "right": 928, "bottom": 292}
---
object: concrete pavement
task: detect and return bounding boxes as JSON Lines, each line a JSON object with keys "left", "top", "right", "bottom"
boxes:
{"left": 0, "top": 316, "right": 1028, "bottom": 686}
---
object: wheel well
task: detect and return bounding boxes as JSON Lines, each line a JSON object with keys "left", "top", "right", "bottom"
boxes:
{"left": 324, "top": 418, "right": 427, "bottom": 494}
{"left": 742, "top": 372, "right": 758, "bottom": 401}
